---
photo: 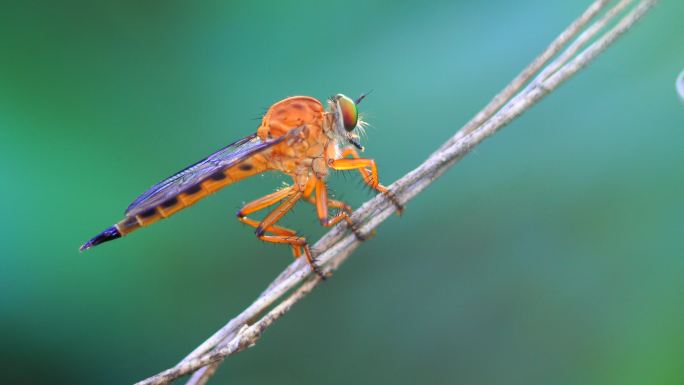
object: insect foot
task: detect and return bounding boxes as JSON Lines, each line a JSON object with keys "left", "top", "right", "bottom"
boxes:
{"left": 311, "top": 258, "right": 329, "bottom": 281}
{"left": 349, "top": 222, "right": 377, "bottom": 242}
{"left": 347, "top": 219, "right": 369, "bottom": 241}
{"left": 304, "top": 245, "right": 328, "bottom": 280}
{"left": 384, "top": 189, "right": 404, "bottom": 215}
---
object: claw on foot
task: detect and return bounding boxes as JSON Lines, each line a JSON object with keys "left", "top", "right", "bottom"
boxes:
{"left": 347, "top": 219, "right": 367, "bottom": 241}
{"left": 312, "top": 263, "right": 327, "bottom": 280}
{"left": 384, "top": 190, "right": 404, "bottom": 215}
{"left": 304, "top": 245, "right": 328, "bottom": 280}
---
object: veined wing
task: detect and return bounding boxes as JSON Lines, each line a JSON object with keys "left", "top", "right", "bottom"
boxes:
{"left": 125, "top": 133, "right": 284, "bottom": 217}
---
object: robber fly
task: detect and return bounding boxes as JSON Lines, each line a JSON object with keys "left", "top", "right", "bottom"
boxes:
{"left": 80, "top": 94, "right": 402, "bottom": 278}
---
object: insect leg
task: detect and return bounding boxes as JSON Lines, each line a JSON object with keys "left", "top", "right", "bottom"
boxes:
{"left": 253, "top": 190, "right": 326, "bottom": 279}
{"left": 330, "top": 147, "right": 404, "bottom": 213}
{"left": 336, "top": 147, "right": 383, "bottom": 189}
{"left": 238, "top": 187, "right": 325, "bottom": 278}
{"left": 304, "top": 178, "right": 368, "bottom": 240}
{"left": 236, "top": 185, "right": 295, "bottom": 217}
{"left": 236, "top": 185, "right": 303, "bottom": 257}
{"left": 237, "top": 216, "right": 303, "bottom": 257}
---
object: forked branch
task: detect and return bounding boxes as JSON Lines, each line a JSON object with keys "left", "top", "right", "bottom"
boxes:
{"left": 136, "top": 1, "right": 658, "bottom": 384}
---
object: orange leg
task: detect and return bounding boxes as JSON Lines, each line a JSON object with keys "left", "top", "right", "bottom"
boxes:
{"left": 333, "top": 147, "right": 386, "bottom": 191}
{"left": 330, "top": 147, "right": 404, "bottom": 213}
{"left": 236, "top": 185, "right": 325, "bottom": 278}
{"left": 303, "top": 178, "right": 368, "bottom": 240}
{"left": 302, "top": 175, "right": 317, "bottom": 198}
{"left": 238, "top": 217, "right": 302, "bottom": 256}
{"left": 236, "top": 186, "right": 302, "bottom": 251}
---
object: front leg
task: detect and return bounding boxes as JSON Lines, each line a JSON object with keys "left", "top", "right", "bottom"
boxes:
{"left": 329, "top": 147, "right": 404, "bottom": 213}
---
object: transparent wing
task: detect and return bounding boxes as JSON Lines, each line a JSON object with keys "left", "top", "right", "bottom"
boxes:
{"left": 125, "top": 133, "right": 283, "bottom": 217}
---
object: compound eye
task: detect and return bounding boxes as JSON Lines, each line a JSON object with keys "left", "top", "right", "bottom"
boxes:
{"left": 336, "top": 94, "right": 358, "bottom": 132}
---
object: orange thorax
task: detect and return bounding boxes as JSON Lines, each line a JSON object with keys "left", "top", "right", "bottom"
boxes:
{"left": 256, "top": 96, "right": 336, "bottom": 179}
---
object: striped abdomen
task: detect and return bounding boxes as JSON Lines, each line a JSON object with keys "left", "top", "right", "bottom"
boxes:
{"left": 80, "top": 156, "right": 267, "bottom": 250}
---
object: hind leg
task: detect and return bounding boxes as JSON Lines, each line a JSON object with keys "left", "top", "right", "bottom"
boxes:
{"left": 236, "top": 185, "right": 304, "bottom": 257}
{"left": 236, "top": 186, "right": 325, "bottom": 278}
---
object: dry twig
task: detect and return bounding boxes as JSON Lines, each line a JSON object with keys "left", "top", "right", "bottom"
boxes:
{"left": 134, "top": 1, "right": 658, "bottom": 384}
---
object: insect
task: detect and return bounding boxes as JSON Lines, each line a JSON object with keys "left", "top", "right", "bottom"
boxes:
{"left": 80, "top": 94, "right": 402, "bottom": 278}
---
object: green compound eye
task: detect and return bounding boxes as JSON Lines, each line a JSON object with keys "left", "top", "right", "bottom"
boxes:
{"left": 336, "top": 94, "right": 358, "bottom": 132}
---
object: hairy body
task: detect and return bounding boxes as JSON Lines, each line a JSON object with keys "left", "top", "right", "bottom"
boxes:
{"left": 81, "top": 94, "right": 400, "bottom": 277}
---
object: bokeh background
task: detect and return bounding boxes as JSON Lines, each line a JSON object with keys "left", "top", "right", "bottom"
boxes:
{"left": 1, "top": 1, "right": 682, "bottom": 384}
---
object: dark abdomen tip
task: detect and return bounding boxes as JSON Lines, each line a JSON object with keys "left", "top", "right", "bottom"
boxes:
{"left": 80, "top": 226, "right": 121, "bottom": 251}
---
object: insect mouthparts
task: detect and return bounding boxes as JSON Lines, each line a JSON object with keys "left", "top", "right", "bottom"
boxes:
{"left": 348, "top": 137, "right": 365, "bottom": 152}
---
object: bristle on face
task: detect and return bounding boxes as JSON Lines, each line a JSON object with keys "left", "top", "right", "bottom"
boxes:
{"left": 80, "top": 226, "right": 121, "bottom": 251}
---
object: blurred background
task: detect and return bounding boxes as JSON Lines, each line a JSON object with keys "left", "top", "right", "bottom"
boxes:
{"left": 1, "top": 1, "right": 682, "bottom": 384}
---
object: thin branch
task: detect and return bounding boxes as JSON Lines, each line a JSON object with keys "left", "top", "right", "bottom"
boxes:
{"left": 183, "top": 363, "right": 218, "bottom": 385}
{"left": 526, "top": 0, "right": 631, "bottom": 91}
{"left": 449, "top": 0, "right": 610, "bottom": 141}
{"left": 143, "top": 277, "right": 323, "bottom": 385}
{"left": 135, "top": 1, "right": 658, "bottom": 384}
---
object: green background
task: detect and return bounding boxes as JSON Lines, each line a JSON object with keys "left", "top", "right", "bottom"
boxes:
{"left": 1, "top": 1, "right": 682, "bottom": 384}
